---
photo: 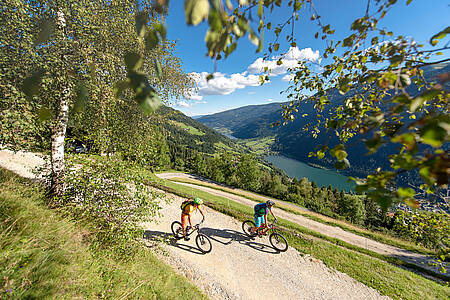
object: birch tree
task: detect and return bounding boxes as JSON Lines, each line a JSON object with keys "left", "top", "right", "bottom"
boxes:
{"left": 1, "top": 0, "right": 192, "bottom": 197}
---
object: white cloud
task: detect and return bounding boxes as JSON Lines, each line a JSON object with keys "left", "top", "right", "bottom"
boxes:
{"left": 282, "top": 74, "right": 294, "bottom": 82}
{"left": 184, "top": 47, "right": 318, "bottom": 100}
{"left": 247, "top": 91, "right": 256, "bottom": 95}
{"left": 266, "top": 98, "right": 275, "bottom": 102}
{"left": 187, "top": 94, "right": 204, "bottom": 101}
{"left": 247, "top": 47, "right": 319, "bottom": 75}
{"left": 176, "top": 101, "right": 191, "bottom": 108}
{"left": 187, "top": 71, "right": 261, "bottom": 97}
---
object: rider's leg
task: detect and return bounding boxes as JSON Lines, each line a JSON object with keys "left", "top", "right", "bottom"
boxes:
{"left": 252, "top": 215, "right": 263, "bottom": 234}
{"left": 181, "top": 213, "right": 190, "bottom": 240}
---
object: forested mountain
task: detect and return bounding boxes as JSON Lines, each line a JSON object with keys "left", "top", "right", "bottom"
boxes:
{"left": 153, "top": 106, "right": 245, "bottom": 155}
{"left": 198, "top": 63, "right": 450, "bottom": 183}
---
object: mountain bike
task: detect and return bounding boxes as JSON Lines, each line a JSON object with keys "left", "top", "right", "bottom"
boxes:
{"left": 171, "top": 220, "right": 212, "bottom": 253}
{"left": 242, "top": 219, "right": 288, "bottom": 252}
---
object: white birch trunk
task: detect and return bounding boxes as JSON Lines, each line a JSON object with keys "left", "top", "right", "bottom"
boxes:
{"left": 51, "top": 9, "right": 70, "bottom": 197}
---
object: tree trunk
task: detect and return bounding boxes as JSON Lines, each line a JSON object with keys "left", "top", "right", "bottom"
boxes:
{"left": 51, "top": 85, "right": 70, "bottom": 197}
{"left": 50, "top": 9, "right": 69, "bottom": 198}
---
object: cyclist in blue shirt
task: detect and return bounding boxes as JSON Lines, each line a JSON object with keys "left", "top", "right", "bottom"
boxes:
{"left": 250, "top": 200, "right": 277, "bottom": 234}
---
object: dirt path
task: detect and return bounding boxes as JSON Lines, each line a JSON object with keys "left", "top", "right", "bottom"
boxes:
{"left": 157, "top": 172, "right": 449, "bottom": 279}
{"left": 142, "top": 194, "right": 390, "bottom": 300}
{"left": 0, "top": 149, "right": 46, "bottom": 179}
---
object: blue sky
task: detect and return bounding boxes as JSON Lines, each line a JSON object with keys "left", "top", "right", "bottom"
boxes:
{"left": 164, "top": 1, "right": 449, "bottom": 117}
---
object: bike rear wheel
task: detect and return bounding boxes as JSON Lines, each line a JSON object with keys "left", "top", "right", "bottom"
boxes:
{"left": 269, "top": 232, "right": 288, "bottom": 252}
{"left": 196, "top": 234, "right": 212, "bottom": 253}
{"left": 242, "top": 220, "right": 257, "bottom": 237}
{"left": 171, "top": 221, "right": 184, "bottom": 239}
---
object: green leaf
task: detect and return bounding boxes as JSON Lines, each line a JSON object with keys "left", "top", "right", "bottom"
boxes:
{"left": 124, "top": 52, "right": 143, "bottom": 71}
{"left": 35, "top": 19, "right": 54, "bottom": 45}
{"left": 429, "top": 26, "right": 450, "bottom": 46}
{"left": 37, "top": 107, "right": 52, "bottom": 122}
{"left": 127, "top": 71, "right": 161, "bottom": 114}
{"left": 21, "top": 69, "right": 44, "bottom": 98}
{"left": 257, "top": 28, "right": 264, "bottom": 53}
{"left": 248, "top": 31, "right": 259, "bottom": 46}
{"left": 419, "top": 121, "right": 446, "bottom": 147}
{"left": 258, "top": 0, "right": 263, "bottom": 18}
{"left": 335, "top": 150, "right": 348, "bottom": 161}
{"left": 334, "top": 159, "right": 347, "bottom": 170}
{"left": 355, "top": 184, "right": 368, "bottom": 194}
{"left": 365, "top": 136, "right": 382, "bottom": 153}
{"left": 410, "top": 96, "right": 425, "bottom": 113}
{"left": 367, "top": 191, "right": 392, "bottom": 212}
{"left": 135, "top": 12, "right": 148, "bottom": 38}
{"left": 185, "top": 0, "right": 210, "bottom": 26}
{"left": 154, "top": 59, "right": 162, "bottom": 77}
{"left": 74, "top": 85, "right": 88, "bottom": 113}
{"left": 397, "top": 187, "right": 415, "bottom": 198}
{"left": 153, "top": 23, "right": 167, "bottom": 40}
{"left": 145, "top": 30, "right": 159, "bottom": 50}
{"left": 404, "top": 198, "right": 420, "bottom": 209}
{"left": 113, "top": 80, "right": 130, "bottom": 97}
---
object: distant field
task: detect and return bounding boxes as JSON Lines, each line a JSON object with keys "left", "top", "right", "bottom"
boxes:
{"left": 240, "top": 136, "right": 275, "bottom": 154}
{"left": 170, "top": 120, "right": 205, "bottom": 136}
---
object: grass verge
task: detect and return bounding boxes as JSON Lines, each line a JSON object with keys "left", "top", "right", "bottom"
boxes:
{"left": 169, "top": 176, "right": 435, "bottom": 256}
{"left": 0, "top": 168, "right": 206, "bottom": 300}
{"left": 144, "top": 176, "right": 449, "bottom": 300}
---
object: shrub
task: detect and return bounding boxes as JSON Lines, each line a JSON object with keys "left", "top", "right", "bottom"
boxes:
{"left": 61, "top": 155, "right": 166, "bottom": 253}
{"left": 392, "top": 210, "right": 450, "bottom": 252}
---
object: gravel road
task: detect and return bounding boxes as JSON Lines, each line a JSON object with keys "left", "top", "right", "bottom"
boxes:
{"left": 142, "top": 194, "right": 390, "bottom": 300}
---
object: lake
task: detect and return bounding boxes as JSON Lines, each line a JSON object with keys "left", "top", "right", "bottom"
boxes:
{"left": 265, "top": 155, "right": 355, "bottom": 192}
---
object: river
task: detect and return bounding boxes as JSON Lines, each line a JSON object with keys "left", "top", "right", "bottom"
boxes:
{"left": 265, "top": 155, "right": 355, "bottom": 192}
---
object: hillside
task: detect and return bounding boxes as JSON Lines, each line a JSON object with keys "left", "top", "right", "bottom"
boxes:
{"left": 154, "top": 106, "right": 246, "bottom": 155}
{"left": 197, "top": 63, "right": 450, "bottom": 182}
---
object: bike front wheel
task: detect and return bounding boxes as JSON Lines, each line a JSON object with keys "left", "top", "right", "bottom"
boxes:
{"left": 171, "top": 221, "right": 184, "bottom": 239}
{"left": 242, "top": 220, "right": 257, "bottom": 237}
{"left": 196, "top": 234, "right": 212, "bottom": 253}
{"left": 269, "top": 232, "right": 288, "bottom": 252}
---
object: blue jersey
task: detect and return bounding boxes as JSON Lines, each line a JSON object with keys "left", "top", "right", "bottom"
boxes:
{"left": 254, "top": 202, "right": 268, "bottom": 217}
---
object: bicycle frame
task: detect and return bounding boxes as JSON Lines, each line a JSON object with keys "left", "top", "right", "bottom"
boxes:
{"left": 255, "top": 222, "right": 277, "bottom": 236}
{"left": 184, "top": 223, "right": 202, "bottom": 237}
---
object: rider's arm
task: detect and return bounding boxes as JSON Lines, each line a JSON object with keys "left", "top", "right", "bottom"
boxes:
{"left": 269, "top": 207, "right": 277, "bottom": 221}
{"left": 198, "top": 206, "right": 205, "bottom": 220}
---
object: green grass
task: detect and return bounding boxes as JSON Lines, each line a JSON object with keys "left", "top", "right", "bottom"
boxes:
{"left": 169, "top": 176, "right": 435, "bottom": 256}
{"left": 142, "top": 176, "right": 449, "bottom": 300}
{"left": 240, "top": 136, "right": 275, "bottom": 154}
{"left": 171, "top": 120, "right": 205, "bottom": 136}
{"left": 0, "top": 168, "right": 206, "bottom": 300}
{"left": 214, "top": 141, "right": 232, "bottom": 151}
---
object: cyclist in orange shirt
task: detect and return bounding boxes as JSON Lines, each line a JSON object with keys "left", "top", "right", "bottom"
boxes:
{"left": 180, "top": 197, "right": 205, "bottom": 241}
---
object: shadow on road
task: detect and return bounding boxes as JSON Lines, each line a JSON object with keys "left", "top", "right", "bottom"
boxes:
{"left": 200, "top": 227, "right": 281, "bottom": 254}
{"left": 143, "top": 227, "right": 281, "bottom": 254}
{"left": 143, "top": 230, "right": 205, "bottom": 255}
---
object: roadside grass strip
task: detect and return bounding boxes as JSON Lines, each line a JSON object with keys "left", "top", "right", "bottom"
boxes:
{"left": 169, "top": 176, "right": 435, "bottom": 256}
{"left": 0, "top": 169, "right": 206, "bottom": 300}
{"left": 148, "top": 177, "right": 449, "bottom": 300}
